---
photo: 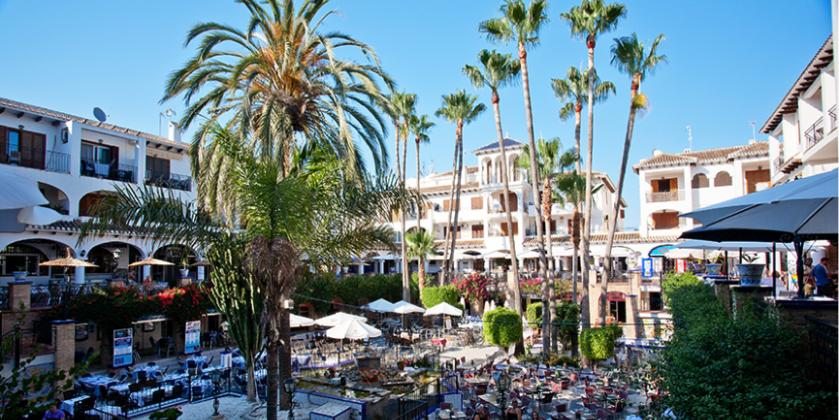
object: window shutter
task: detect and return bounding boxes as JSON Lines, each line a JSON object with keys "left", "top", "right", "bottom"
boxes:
{"left": 501, "top": 223, "right": 508, "bottom": 236}
{"left": 471, "top": 197, "right": 483, "bottom": 210}
{"left": 110, "top": 145, "right": 119, "bottom": 176}
{"left": 32, "top": 133, "right": 46, "bottom": 170}
{"left": 670, "top": 179, "right": 677, "bottom": 191}
{"left": 472, "top": 224, "right": 484, "bottom": 239}
{"left": 0, "top": 126, "right": 6, "bottom": 161}
{"left": 443, "top": 199, "right": 450, "bottom": 211}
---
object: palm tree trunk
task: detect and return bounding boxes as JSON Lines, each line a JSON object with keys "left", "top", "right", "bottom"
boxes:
{"left": 442, "top": 130, "right": 460, "bottom": 286}
{"left": 267, "top": 341, "right": 280, "bottom": 418}
{"left": 545, "top": 211, "right": 557, "bottom": 352}
{"left": 582, "top": 45, "right": 595, "bottom": 332}
{"left": 417, "top": 139, "right": 422, "bottom": 232}
{"left": 603, "top": 75, "right": 641, "bottom": 316}
{"left": 572, "top": 107, "right": 582, "bottom": 311}
{"left": 280, "top": 306, "right": 292, "bottom": 411}
{"left": 519, "top": 42, "right": 550, "bottom": 352}
{"left": 492, "top": 91, "right": 523, "bottom": 318}
{"left": 448, "top": 124, "right": 465, "bottom": 281}
{"left": 401, "top": 120, "right": 410, "bottom": 302}
{"left": 419, "top": 256, "right": 426, "bottom": 293}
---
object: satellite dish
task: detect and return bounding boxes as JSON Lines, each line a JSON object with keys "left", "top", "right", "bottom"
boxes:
{"left": 93, "top": 107, "right": 107, "bottom": 123}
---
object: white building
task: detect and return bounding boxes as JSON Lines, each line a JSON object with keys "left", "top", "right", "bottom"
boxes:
{"left": 0, "top": 97, "right": 200, "bottom": 286}
{"left": 376, "top": 137, "right": 632, "bottom": 275}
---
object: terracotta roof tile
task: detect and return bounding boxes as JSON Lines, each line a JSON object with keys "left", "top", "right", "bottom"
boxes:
{"left": 433, "top": 239, "right": 485, "bottom": 249}
{"left": 523, "top": 232, "right": 680, "bottom": 245}
{"left": 420, "top": 181, "right": 480, "bottom": 195}
{"left": 473, "top": 137, "right": 525, "bottom": 153}
{"left": 632, "top": 142, "right": 768, "bottom": 173}
{"left": 434, "top": 166, "right": 479, "bottom": 177}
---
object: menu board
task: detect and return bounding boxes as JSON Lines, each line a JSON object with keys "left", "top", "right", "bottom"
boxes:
{"left": 642, "top": 258, "right": 654, "bottom": 278}
{"left": 113, "top": 328, "right": 133, "bottom": 367}
{"left": 184, "top": 320, "right": 201, "bottom": 354}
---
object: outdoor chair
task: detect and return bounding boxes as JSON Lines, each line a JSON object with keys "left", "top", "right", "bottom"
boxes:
{"left": 105, "top": 371, "right": 117, "bottom": 379}
{"left": 171, "top": 384, "right": 184, "bottom": 400}
{"left": 596, "top": 408, "right": 607, "bottom": 420}
{"left": 151, "top": 389, "right": 165, "bottom": 404}
{"left": 128, "top": 383, "right": 143, "bottom": 393}
{"left": 136, "top": 370, "right": 147, "bottom": 383}
{"left": 147, "top": 361, "right": 156, "bottom": 366}
{"left": 145, "top": 379, "right": 157, "bottom": 389}
{"left": 605, "top": 400, "right": 624, "bottom": 419}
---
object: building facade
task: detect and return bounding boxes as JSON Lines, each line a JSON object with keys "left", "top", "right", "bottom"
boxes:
{"left": 0, "top": 97, "right": 200, "bottom": 286}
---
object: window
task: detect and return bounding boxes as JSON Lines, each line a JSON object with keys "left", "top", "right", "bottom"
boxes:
{"left": 500, "top": 193, "right": 518, "bottom": 212}
{"left": 691, "top": 173, "right": 709, "bottom": 188}
{"left": 500, "top": 222, "right": 519, "bottom": 236}
{"left": 81, "top": 142, "right": 117, "bottom": 178}
{"left": 745, "top": 169, "right": 770, "bottom": 194}
{"left": 651, "top": 178, "right": 676, "bottom": 192}
{"left": 609, "top": 300, "right": 627, "bottom": 323}
{"left": 443, "top": 199, "right": 460, "bottom": 211}
{"left": 79, "top": 192, "right": 112, "bottom": 217}
{"left": 714, "top": 171, "right": 732, "bottom": 187}
{"left": 0, "top": 126, "right": 46, "bottom": 169}
{"left": 443, "top": 226, "right": 461, "bottom": 239}
{"left": 7, "top": 129, "right": 19, "bottom": 154}
{"left": 471, "top": 197, "right": 483, "bottom": 210}
{"left": 649, "top": 292, "right": 663, "bottom": 311}
{"left": 472, "top": 224, "right": 484, "bottom": 239}
{"left": 651, "top": 212, "right": 679, "bottom": 230}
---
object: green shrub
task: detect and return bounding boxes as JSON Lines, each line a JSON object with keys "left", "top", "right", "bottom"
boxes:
{"left": 483, "top": 307, "right": 522, "bottom": 349}
{"left": 606, "top": 324, "right": 623, "bottom": 340}
{"left": 293, "top": 273, "right": 419, "bottom": 313}
{"left": 553, "top": 302, "right": 579, "bottom": 348}
{"left": 421, "top": 285, "right": 460, "bottom": 310}
{"left": 525, "top": 302, "right": 543, "bottom": 329}
{"left": 580, "top": 327, "right": 616, "bottom": 367}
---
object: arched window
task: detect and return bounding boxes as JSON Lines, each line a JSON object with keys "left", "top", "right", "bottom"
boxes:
{"left": 714, "top": 171, "right": 732, "bottom": 187}
{"left": 691, "top": 173, "right": 709, "bottom": 189}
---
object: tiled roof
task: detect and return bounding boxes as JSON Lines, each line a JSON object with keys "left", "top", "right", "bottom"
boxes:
{"left": 420, "top": 181, "right": 480, "bottom": 195}
{"left": 433, "top": 239, "right": 485, "bottom": 249}
{"left": 434, "top": 166, "right": 479, "bottom": 177}
{"left": 0, "top": 97, "right": 188, "bottom": 149}
{"left": 473, "top": 138, "right": 525, "bottom": 153}
{"left": 26, "top": 219, "right": 147, "bottom": 235}
{"left": 632, "top": 142, "right": 768, "bottom": 173}
{"left": 760, "top": 36, "right": 833, "bottom": 134}
{"left": 524, "top": 232, "right": 680, "bottom": 246}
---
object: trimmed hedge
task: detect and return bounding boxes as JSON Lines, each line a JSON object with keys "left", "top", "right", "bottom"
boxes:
{"left": 552, "top": 301, "right": 579, "bottom": 348}
{"left": 526, "top": 302, "right": 543, "bottom": 329}
{"left": 421, "top": 285, "right": 463, "bottom": 312}
{"left": 580, "top": 327, "right": 616, "bottom": 366}
{"left": 293, "top": 272, "right": 419, "bottom": 314}
{"left": 483, "top": 307, "right": 522, "bottom": 349}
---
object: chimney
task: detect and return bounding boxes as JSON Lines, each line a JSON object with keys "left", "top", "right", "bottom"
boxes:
{"left": 749, "top": 138, "right": 756, "bottom": 144}
{"left": 168, "top": 121, "right": 182, "bottom": 143}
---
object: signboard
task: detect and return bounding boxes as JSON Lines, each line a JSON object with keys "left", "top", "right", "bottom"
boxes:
{"left": 113, "top": 328, "right": 133, "bottom": 367}
{"left": 642, "top": 258, "right": 654, "bottom": 278}
{"left": 184, "top": 320, "right": 201, "bottom": 354}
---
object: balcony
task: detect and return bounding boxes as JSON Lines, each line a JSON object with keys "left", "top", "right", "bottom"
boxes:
{"left": 146, "top": 170, "right": 192, "bottom": 192}
{"left": 0, "top": 142, "right": 70, "bottom": 174}
{"left": 804, "top": 117, "right": 824, "bottom": 150}
{"left": 80, "top": 158, "right": 137, "bottom": 183}
{"left": 645, "top": 189, "right": 685, "bottom": 203}
{"left": 773, "top": 154, "right": 784, "bottom": 175}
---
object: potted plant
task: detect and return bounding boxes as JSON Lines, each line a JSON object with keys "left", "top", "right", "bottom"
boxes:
{"left": 13, "top": 265, "right": 27, "bottom": 281}
{"left": 179, "top": 258, "right": 190, "bottom": 278}
{"left": 328, "top": 367, "right": 336, "bottom": 378}
{"left": 397, "top": 361, "right": 405, "bottom": 371}
{"left": 705, "top": 254, "right": 724, "bottom": 276}
{"left": 149, "top": 407, "right": 182, "bottom": 419}
{"left": 736, "top": 254, "right": 764, "bottom": 286}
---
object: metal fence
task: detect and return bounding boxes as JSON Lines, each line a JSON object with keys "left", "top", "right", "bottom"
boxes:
{"left": 0, "top": 285, "right": 8, "bottom": 311}
{"left": 806, "top": 315, "right": 837, "bottom": 392}
{"left": 30, "top": 283, "right": 105, "bottom": 309}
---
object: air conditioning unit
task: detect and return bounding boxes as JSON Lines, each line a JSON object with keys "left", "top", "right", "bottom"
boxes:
{"left": 60, "top": 128, "right": 69, "bottom": 144}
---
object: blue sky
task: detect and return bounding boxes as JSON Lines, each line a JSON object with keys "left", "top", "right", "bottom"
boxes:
{"left": 0, "top": 0, "right": 832, "bottom": 229}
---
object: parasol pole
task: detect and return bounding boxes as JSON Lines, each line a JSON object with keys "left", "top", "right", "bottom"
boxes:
{"left": 772, "top": 243, "right": 777, "bottom": 298}
{"left": 724, "top": 251, "right": 729, "bottom": 280}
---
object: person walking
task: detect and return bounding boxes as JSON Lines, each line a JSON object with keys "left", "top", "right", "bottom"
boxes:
{"left": 812, "top": 257, "right": 834, "bottom": 297}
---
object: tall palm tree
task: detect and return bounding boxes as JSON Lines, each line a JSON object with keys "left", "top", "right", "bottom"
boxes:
{"left": 480, "top": 0, "right": 551, "bottom": 351}
{"left": 435, "top": 90, "right": 486, "bottom": 286}
{"left": 162, "top": 0, "right": 395, "bottom": 182}
{"left": 409, "top": 114, "right": 435, "bottom": 231}
{"left": 407, "top": 229, "right": 439, "bottom": 295}
{"left": 518, "top": 138, "right": 576, "bottom": 352}
{"left": 560, "top": 0, "right": 626, "bottom": 331}
{"left": 389, "top": 91, "right": 417, "bottom": 301}
{"left": 554, "top": 169, "right": 601, "bottom": 356}
{"left": 601, "top": 33, "right": 667, "bottom": 322}
{"left": 551, "top": 66, "right": 615, "bottom": 315}
{"left": 462, "top": 49, "right": 525, "bottom": 318}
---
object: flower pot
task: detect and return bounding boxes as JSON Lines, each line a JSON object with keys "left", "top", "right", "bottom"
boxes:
{"left": 705, "top": 264, "right": 723, "bottom": 276}
{"left": 736, "top": 264, "right": 764, "bottom": 287}
{"left": 13, "top": 271, "right": 27, "bottom": 281}
{"left": 179, "top": 269, "right": 190, "bottom": 277}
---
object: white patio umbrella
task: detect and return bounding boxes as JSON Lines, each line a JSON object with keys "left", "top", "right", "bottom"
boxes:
{"left": 517, "top": 249, "right": 543, "bottom": 259}
{"left": 0, "top": 167, "right": 48, "bottom": 210}
{"left": 314, "top": 312, "right": 367, "bottom": 327}
{"left": 363, "top": 298, "right": 395, "bottom": 313}
{"left": 391, "top": 300, "right": 425, "bottom": 314}
{"left": 675, "top": 239, "right": 790, "bottom": 252}
{"left": 17, "top": 205, "right": 62, "bottom": 225}
{"left": 665, "top": 249, "right": 704, "bottom": 259}
{"left": 424, "top": 302, "right": 463, "bottom": 317}
{"left": 290, "top": 314, "right": 315, "bottom": 328}
{"left": 482, "top": 250, "right": 511, "bottom": 259}
{"left": 325, "top": 319, "right": 382, "bottom": 340}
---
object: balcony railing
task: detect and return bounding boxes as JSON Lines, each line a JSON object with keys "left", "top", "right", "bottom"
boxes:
{"left": 773, "top": 155, "right": 784, "bottom": 175}
{"left": 80, "top": 158, "right": 137, "bottom": 183}
{"left": 804, "top": 117, "right": 825, "bottom": 150}
{"left": 829, "top": 105, "right": 837, "bottom": 133}
{"left": 146, "top": 170, "right": 192, "bottom": 192}
{"left": 0, "top": 142, "right": 71, "bottom": 174}
{"left": 646, "top": 189, "right": 684, "bottom": 203}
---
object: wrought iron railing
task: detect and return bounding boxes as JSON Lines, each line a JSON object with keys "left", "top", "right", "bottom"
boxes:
{"left": 806, "top": 315, "right": 837, "bottom": 392}
{"left": 804, "top": 117, "right": 825, "bottom": 150}
{"left": 80, "top": 158, "right": 138, "bottom": 183}
{"left": 646, "top": 189, "right": 684, "bottom": 203}
{"left": 829, "top": 105, "right": 837, "bottom": 132}
{"left": 146, "top": 170, "right": 192, "bottom": 192}
{"left": 0, "top": 286, "right": 8, "bottom": 311}
{"left": 773, "top": 155, "right": 784, "bottom": 175}
{"left": 29, "top": 283, "right": 105, "bottom": 309}
{"left": 0, "top": 142, "right": 71, "bottom": 173}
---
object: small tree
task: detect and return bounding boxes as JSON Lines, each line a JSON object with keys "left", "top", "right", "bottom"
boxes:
{"left": 526, "top": 302, "right": 543, "bottom": 330}
{"left": 580, "top": 327, "right": 616, "bottom": 370}
{"left": 420, "top": 285, "right": 463, "bottom": 311}
{"left": 553, "top": 301, "right": 579, "bottom": 351}
{"left": 483, "top": 307, "right": 523, "bottom": 353}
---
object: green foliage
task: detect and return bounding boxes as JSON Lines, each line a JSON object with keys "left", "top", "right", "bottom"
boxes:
{"left": 580, "top": 327, "right": 616, "bottom": 364}
{"left": 149, "top": 407, "right": 182, "bottom": 419}
{"left": 654, "top": 271, "right": 836, "bottom": 418}
{"left": 483, "top": 307, "right": 522, "bottom": 349}
{"left": 421, "top": 285, "right": 461, "bottom": 311}
{"left": 552, "top": 301, "right": 579, "bottom": 348}
{"left": 293, "top": 273, "right": 419, "bottom": 313}
{"left": 0, "top": 309, "right": 93, "bottom": 420}
{"left": 526, "top": 302, "right": 543, "bottom": 329}
{"left": 53, "top": 286, "right": 159, "bottom": 335}
{"left": 606, "top": 324, "right": 623, "bottom": 340}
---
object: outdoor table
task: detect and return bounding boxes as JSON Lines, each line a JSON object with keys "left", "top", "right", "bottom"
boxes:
{"left": 184, "top": 355, "right": 208, "bottom": 370}
{"left": 78, "top": 375, "right": 118, "bottom": 395}
{"left": 60, "top": 396, "right": 87, "bottom": 416}
{"left": 437, "top": 410, "right": 468, "bottom": 420}
{"left": 478, "top": 393, "right": 499, "bottom": 407}
{"left": 431, "top": 338, "right": 447, "bottom": 348}
{"left": 109, "top": 383, "right": 130, "bottom": 395}
{"left": 465, "top": 377, "right": 489, "bottom": 385}
{"left": 86, "top": 405, "right": 122, "bottom": 419}
{"left": 133, "top": 364, "right": 160, "bottom": 380}
{"left": 165, "top": 372, "right": 191, "bottom": 382}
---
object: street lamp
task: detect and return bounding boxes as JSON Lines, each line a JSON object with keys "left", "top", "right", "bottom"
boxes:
{"left": 283, "top": 378, "right": 297, "bottom": 420}
{"left": 496, "top": 371, "right": 510, "bottom": 409}
{"left": 210, "top": 369, "right": 222, "bottom": 417}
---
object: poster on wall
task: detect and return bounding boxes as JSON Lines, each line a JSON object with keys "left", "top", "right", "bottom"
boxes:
{"left": 184, "top": 320, "right": 201, "bottom": 354}
{"left": 642, "top": 258, "right": 654, "bottom": 278}
{"left": 113, "top": 328, "right": 133, "bottom": 367}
